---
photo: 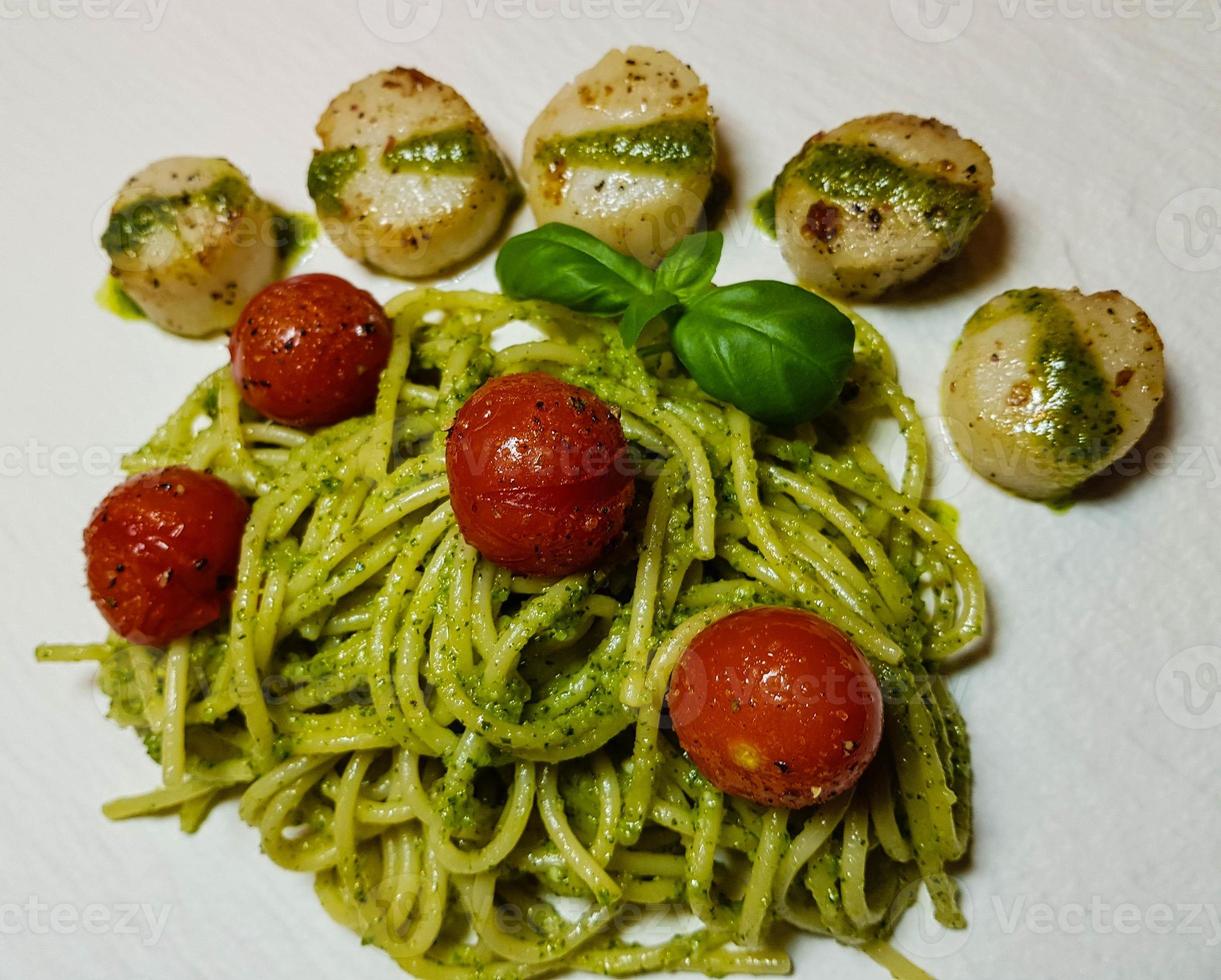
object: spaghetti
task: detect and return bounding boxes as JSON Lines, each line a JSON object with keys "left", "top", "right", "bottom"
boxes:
{"left": 39, "top": 288, "right": 983, "bottom": 978}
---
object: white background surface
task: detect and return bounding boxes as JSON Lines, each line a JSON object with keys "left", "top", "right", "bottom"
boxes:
{"left": 2, "top": 2, "right": 1219, "bottom": 978}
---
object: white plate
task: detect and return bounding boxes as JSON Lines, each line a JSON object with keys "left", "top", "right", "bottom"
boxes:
{"left": 2, "top": 2, "right": 1219, "bottom": 978}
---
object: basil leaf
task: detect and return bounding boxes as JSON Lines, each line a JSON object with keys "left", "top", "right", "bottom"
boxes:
{"left": 495, "top": 223, "right": 655, "bottom": 316}
{"left": 619, "top": 289, "right": 681, "bottom": 346}
{"left": 654, "top": 230, "right": 723, "bottom": 300}
{"left": 670, "top": 281, "right": 855, "bottom": 425}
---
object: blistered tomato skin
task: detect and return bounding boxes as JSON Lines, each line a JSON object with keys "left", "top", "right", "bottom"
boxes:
{"left": 668, "top": 607, "right": 884, "bottom": 809}
{"left": 446, "top": 372, "right": 635, "bottom": 576}
{"left": 83, "top": 467, "right": 250, "bottom": 648}
{"left": 229, "top": 273, "right": 392, "bottom": 428}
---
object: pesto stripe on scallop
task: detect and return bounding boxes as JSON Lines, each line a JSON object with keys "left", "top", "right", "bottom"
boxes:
{"left": 522, "top": 46, "right": 717, "bottom": 267}
{"left": 533, "top": 119, "right": 714, "bottom": 177}
{"left": 943, "top": 286, "right": 1165, "bottom": 499}
{"left": 101, "top": 157, "right": 281, "bottom": 337}
{"left": 381, "top": 126, "right": 507, "bottom": 178}
{"left": 773, "top": 113, "right": 993, "bottom": 300}
{"left": 308, "top": 68, "right": 517, "bottom": 278}
{"left": 986, "top": 288, "right": 1123, "bottom": 466}
{"left": 781, "top": 140, "right": 988, "bottom": 242}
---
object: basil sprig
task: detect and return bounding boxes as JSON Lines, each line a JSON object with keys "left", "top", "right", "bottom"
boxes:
{"left": 672, "top": 281, "right": 854, "bottom": 424}
{"left": 495, "top": 223, "right": 855, "bottom": 425}
{"left": 653, "top": 230, "right": 723, "bottom": 301}
{"left": 495, "top": 223, "right": 655, "bottom": 316}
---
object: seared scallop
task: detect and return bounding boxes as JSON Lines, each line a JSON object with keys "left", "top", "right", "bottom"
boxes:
{"left": 522, "top": 46, "right": 717, "bottom": 267}
{"left": 309, "top": 67, "right": 517, "bottom": 278}
{"left": 101, "top": 157, "right": 279, "bottom": 337}
{"left": 942, "top": 288, "right": 1165, "bottom": 499}
{"left": 774, "top": 113, "right": 993, "bottom": 299}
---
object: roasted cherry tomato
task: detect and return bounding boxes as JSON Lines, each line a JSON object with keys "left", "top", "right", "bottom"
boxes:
{"left": 229, "top": 273, "right": 392, "bottom": 427}
{"left": 83, "top": 467, "right": 249, "bottom": 647}
{"left": 446, "top": 372, "right": 635, "bottom": 576}
{"left": 668, "top": 607, "right": 883, "bottom": 808}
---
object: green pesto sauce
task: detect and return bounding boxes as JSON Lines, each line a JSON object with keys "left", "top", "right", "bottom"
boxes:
{"left": 924, "top": 499, "right": 959, "bottom": 536}
{"left": 198, "top": 174, "right": 251, "bottom": 213}
{"left": 101, "top": 174, "right": 252, "bottom": 257}
{"left": 989, "top": 482, "right": 1076, "bottom": 513}
{"left": 141, "top": 729, "right": 162, "bottom": 762}
{"left": 558, "top": 768, "right": 602, "bottom": 836}
{"left": 535, "top": 119, "right": 713, "bottom": 176}
{"left": 752, "top": 188, "right": 776, "bottom": 238}
{"left": 307, "top": 146, "right": 365, "bottom": 215}
{"left": 782, "top": 141, "right": 985, "bottom": 237}
{"left": 1009, "top": 288, "right": 1122, "bottom": 466}
{"left": 100, "top": 198, "right": 175, "bottom": 256}
{"left": 381, "top": 126, "right": 503, "bottom": 178}
{"left": 270, "top": 210, "right": 319, "bottom": 269}
{"left": 94, "top": 276, "right": 145, "bottom": 319}
{"left": 95, "top": 210, "right": 317, "bottom": 321}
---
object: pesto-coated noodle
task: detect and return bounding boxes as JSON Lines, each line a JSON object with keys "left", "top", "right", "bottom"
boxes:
{"left": 38, "top": 288, "right": 983, "bottom": 978}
